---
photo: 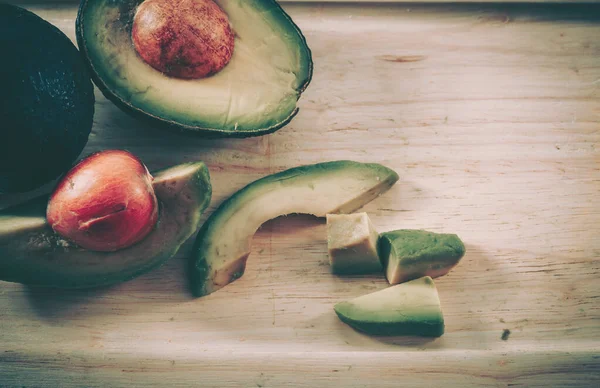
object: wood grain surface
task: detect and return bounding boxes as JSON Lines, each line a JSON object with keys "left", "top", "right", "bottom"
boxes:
{"left": 1, "top": 2, "right": 600, "bottom": 387}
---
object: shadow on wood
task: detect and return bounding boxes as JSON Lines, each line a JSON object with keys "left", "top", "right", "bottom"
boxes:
{"left": 24, "top": 284, "right": 115, "bottom": 321}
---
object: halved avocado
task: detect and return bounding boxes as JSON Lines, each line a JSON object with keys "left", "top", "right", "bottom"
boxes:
{"left": 0, "top": 162, "right": 211, "bottom": 289}
{"left": 190, "top": 161, "right": 399, "bottom": 297}
{"left": 76, "top": 0, "right": 312, "bottom": 137}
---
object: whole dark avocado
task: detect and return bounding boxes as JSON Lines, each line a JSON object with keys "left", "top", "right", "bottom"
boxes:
{"left": 76, "top": 0, "right": 312, "bottom": 138}
{"left": 0, "top": 4, "right": 94, "bottom": 193}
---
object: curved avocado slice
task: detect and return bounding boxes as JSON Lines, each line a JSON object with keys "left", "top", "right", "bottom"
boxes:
{"left": 190, "top": 161, "right": 399, "bottom": 297}
{"left": 76, "top": 0, "right": 312, "bottom": 137}
{"left": 0, "top": 162, "right": 211, "bottom": 289}
{"left": 334, "top": 276, "right": 445, "bottom": 337}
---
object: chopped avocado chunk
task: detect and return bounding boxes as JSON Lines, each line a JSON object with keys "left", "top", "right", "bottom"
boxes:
{"left": 76, "top": 0, "right": 312, "bottom": 137}
{"left": 190, "top": 161, "right": 399, "bottom": 297}
{"left": 0, "top": 162, "right": 211, "bottom": 289}
{"left": 378, "top": 230, "right": 465, "bottom": 285}
{"left": 334, "top": 276, "right": 444, "bottom": 337}
{"left": 326, "top": 213, "right": 382, "bottom": 275}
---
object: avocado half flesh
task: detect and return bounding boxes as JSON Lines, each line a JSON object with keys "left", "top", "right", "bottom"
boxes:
{"left": 190, "top": 161, "right": 399, "bottom": 297}
{"left": 0, "top": 162, "right": 211, "bottom": 289}
{"left": 76, "top": 0, "right": 312, "bottom": 137}
{"left": 334, "top": 276, "right": 445, "bottom": 337}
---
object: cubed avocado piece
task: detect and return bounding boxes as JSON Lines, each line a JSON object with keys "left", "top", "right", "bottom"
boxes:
{"left": 190, "top": 161, "right": 399, "bottom": 297}
{"left": 326, "top": 213, "right": 382, "bottom": 275}
{"left": 76, "top": 0, "right": 312, "bottom": 137}
{"left": 334, "top": 276, "right": 444, "bottom": 337}
{"left": 378, "top": 230, "right": 465, "bottom": 285}
{"left": 0, "top": 162, "right": 211, "bottom": 289}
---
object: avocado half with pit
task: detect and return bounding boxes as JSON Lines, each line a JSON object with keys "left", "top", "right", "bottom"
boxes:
{"left": 190, "top": 161, "right": 399, "bottom": 297}
{"left": 76, "top": 0, "right": 313, "bottom": 137}
{"left": 0, "top": 162, "right": 211, "bottom": 289}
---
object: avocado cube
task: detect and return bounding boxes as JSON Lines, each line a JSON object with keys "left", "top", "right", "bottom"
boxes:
{"left": 378, "top": 230, "right": 465, "bottom": 285}
{"left": 326, "top": 213, "right": 382, "bottom": 275}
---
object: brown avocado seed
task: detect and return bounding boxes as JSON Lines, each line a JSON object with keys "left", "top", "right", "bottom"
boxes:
{"left": 132, "top": 0, "right": 235, "bottom": 79}
{"left": 46, "top": 150, "right": 159, "bottom": 252}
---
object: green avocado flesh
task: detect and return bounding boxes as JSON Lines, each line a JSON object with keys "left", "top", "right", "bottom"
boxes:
{"left": 378, "top": 230, "right": 465, "bottom": 285}
{"left": 334, "top": 276, "right": 445, "bottom": 337}
{"left": 76, "top": 0, "right": 312, "bottom": 137}
{"left": 190, "top": 161, "right": 399, "bottom": 297}
{"left": 326, "top": 213, "right": 382, "bottom": 275}
{"left": 0, "top": 162, "right": 211, "bottom": 289}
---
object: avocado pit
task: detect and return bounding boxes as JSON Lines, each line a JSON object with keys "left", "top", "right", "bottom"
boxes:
{"left": 132, "top": 0, "right": 235, "bottom": 79}
{"left": 46, "top": 150, "right": 159, "bottom": 252}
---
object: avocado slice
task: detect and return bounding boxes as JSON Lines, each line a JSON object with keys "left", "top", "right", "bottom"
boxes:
{"left": 0, "top": 4, "right": 94, "bottom": 193}
{"left": 378, "top": 230, "right": 466, "bottom": 285}
{"left": 326, "top": 213, "right": 382, "bottom": 275}
{"left": 76, "top": 0, "right": 312, "bottom": 137}
{"left": 190, "top": 161, "right": 399, "bottom": 297}
{"left": 0, "top": 162, "right": 211, "bottom": 289}
{"left": 334, "top": 276, "right": 445, "bottom": 337}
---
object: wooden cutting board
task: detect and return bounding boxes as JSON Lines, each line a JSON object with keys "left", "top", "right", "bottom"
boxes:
{"left": 1, "top": 2, "right": 599, "bottom": 387}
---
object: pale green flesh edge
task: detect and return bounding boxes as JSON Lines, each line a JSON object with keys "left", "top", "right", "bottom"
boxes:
{"left": 81, "top": 0, "right": 312, "bottom": 133}
{"left": 191, "top": 161, "right": 399, "bottom": 296}
{"left": 0, "top": 162, "right": 211, "bottom": 289}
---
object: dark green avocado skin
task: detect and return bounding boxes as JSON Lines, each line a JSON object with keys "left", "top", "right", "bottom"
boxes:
{"left": 76, "top": 0, "right": 312, "bottom": 138}
{"left": 0, "top": 4, "right": 94, "bottom": 193}
{"left": 334, "top": 310, "right": 445, "bottom": 337}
